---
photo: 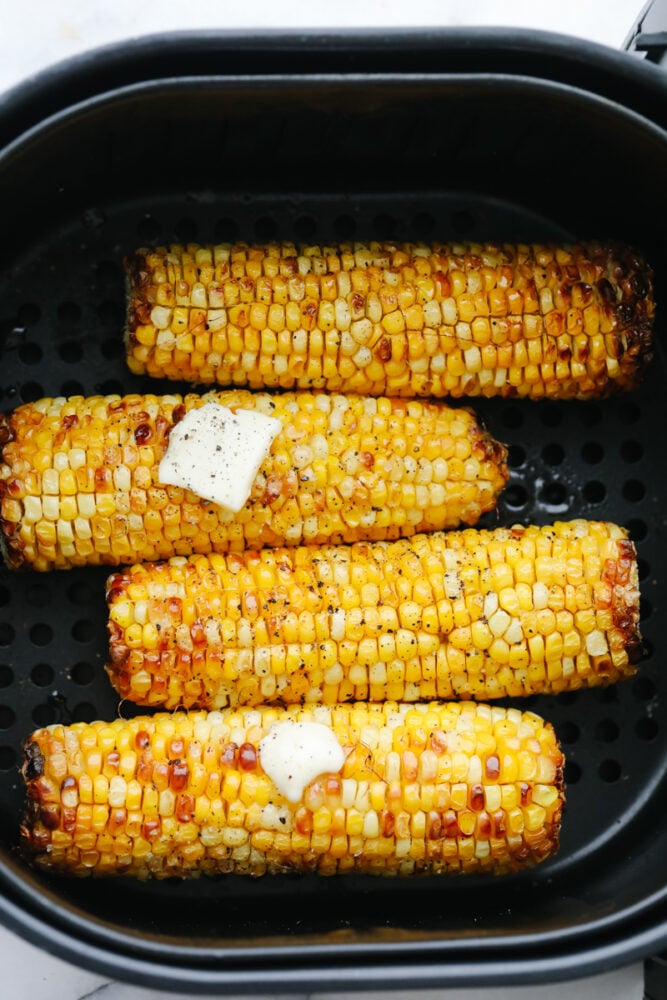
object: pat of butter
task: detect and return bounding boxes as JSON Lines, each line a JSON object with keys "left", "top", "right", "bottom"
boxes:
{"left": 259, "top": 721, "right": 345, "bottom": 803}
{"left": 158, "top": 402, "right": 281, "bottom": 512}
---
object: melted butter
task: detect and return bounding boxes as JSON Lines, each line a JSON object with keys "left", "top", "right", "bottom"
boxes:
{"left": 158, "top": 402, "right": 281, "bottom": 512}
{"left": 258, "top": 721, "right": 345, "bottom": 803}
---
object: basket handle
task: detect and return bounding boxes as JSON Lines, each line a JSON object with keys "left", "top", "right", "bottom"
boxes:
{"left": 624, "top": 0, "right": 667, "bottom": 65}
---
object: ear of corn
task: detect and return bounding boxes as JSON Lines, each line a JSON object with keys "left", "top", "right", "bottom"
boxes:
{"left": 20, "top": 701, "right": 564, "bottom": 879}
{"left": 125, "top": 241, "right": 654, "bottom": 399}
{"left": 0, "top": 390, "right": 507, "bottom": 571}
{"left": 106, "top": 519, "right": 640, "bottom": 710}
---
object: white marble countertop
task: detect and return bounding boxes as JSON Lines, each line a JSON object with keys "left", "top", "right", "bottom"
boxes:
{"left": 0, "top": 0, "right": 646, "bottom": 94}
{"left": 0, "top": 0, "right": 656, "bottom": 997}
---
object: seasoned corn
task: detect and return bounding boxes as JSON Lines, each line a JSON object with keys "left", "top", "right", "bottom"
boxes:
{"left": 106, "top": 519, "right": 641, "bottom": 709}
{"left": 0, "top": 390, "right": 507, "bottom": 570}
{"left": 20, "top": 701, "right": 564, "bottom": 878}
{"left": 126, "top": 241, "right": 654, "bottom": 399}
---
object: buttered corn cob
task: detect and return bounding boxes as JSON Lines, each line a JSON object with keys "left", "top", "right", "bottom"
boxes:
{"left": 0, "top": 390, "right": 507, "bottom": 571}
{"left": 106, "top": 520, "right": 640, "bottom": 710}
{"left": 126, "top": 240, "right": 654, "bottom": 399}
{"left": 20, "top": 701, "right": 564, "bottom": 879}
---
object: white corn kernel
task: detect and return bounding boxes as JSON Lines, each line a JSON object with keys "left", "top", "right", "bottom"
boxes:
{"left": 151, "top": 306, "right": 172, "bottom": 330}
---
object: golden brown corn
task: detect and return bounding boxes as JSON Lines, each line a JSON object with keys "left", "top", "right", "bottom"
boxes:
{"left": 20, "top": 701, "right": 564, "bottom": 879}
{"left": 126, "top": 241, "right": 654, "bottom": 399}
{"left": 0, "top": 390, "right": 507, "bottom": 571}
{"left": 106, "top": 520, "right": 640, "bottom": 710}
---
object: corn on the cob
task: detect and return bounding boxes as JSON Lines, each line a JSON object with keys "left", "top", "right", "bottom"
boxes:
{"left": 106, "top": 519, "right": 640, "bottom": 710}
{"left": 0, "top": 390, "right": 508, "bottom": 571}
{"left": 125, "top": 241, "right": 654, "bottom": 399}
{"left": 20, "top": 701, "right": 564, "bottom": 879}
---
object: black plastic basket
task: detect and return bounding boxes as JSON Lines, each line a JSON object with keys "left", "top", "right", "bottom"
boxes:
{"left": 0, "top": 24, "right": 666, "bottom": 995}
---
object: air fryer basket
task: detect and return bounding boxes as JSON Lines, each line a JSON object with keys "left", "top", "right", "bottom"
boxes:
{"left": 1, "top": 30, "right": 667, "bottom": 993}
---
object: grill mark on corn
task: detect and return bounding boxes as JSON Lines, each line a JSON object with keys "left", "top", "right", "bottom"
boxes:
{"left": 610, "top": 537, "right": 643, "bottom": 662}
{"left": 125, "top": 252, "right": 152, "bottom": 333}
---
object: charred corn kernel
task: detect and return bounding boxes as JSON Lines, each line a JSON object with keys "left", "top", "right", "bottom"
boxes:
{"left": 126, "top": 241, "right": 653, "bottom": 399}
{"left": 21, "top": 701, "right": 563, "bottom": 879}
{"left": 0, "top": 390, "right": 507, "bottom": 571}
{"left": 107, "top": 520, "right": 640, "bottom": 710}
